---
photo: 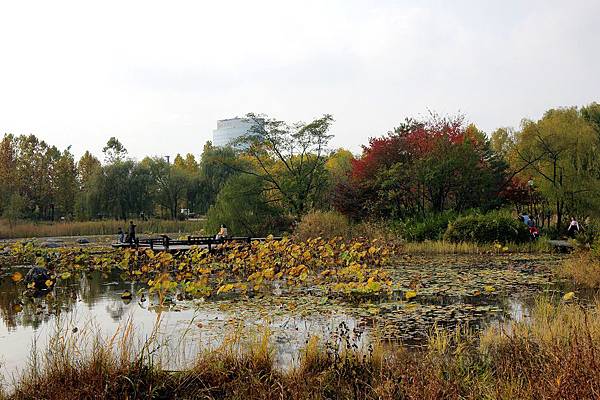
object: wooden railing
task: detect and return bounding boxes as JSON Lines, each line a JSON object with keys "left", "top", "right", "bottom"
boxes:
{"left": 113, "top": 235, "right": 282, "bottom": 252}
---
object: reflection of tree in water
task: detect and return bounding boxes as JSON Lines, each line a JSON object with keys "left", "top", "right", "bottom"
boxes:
{"left": 0, "top": 277, "right": 23, "bottom": 330}
{"left": 78, "top": 271, "right": 133, "bottom": 308}
{"left": 0, "top": 269, "right": 78, "bottom": 331}
{"left": 3, "top": 267, "right": 148, "bottom": 330}
{"left": 105, "top": 300, "right": 127, "bottom": 321}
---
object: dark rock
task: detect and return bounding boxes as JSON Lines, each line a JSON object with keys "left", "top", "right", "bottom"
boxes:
{"left": 25, "top": 266, "right": 52, "bottom": 289}
{"left": 40, "top": 242, "right": 60, "bottom": 248}
{"left": 76, "top": 238, "right": 90, "bottom": 244}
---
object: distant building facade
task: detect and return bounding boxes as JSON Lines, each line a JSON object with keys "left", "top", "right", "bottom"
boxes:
{"left": 212, "top": 117, "right": 261, "bottom": 147}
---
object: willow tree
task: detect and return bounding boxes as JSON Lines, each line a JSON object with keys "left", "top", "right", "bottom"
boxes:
{"left": 512, "top": 106, "right": 600, "bottom": 231}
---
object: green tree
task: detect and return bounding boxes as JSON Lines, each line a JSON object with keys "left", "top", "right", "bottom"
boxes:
{"left": 146, "top": 157, "right": 190, "bottom": 219}
{"left": 197, "top": 142, "right": 238, "bottom": 214}
{"left": 3, "top": 193, "right": 25, "bottom": 227}
{"left": 233, "top": 113, "right": 334, "bottom": 220}
{"left": 0, "top": 134, "right": 17, "bottom": 213}
{"left": 53, "top": 148, "right": 78, "bottom": 218}
{"left": 174, "top": 153, "right": 202, "bottom": 214}
{"left": 102, "top": 137, "right": 128, "bottom": 163}
{"left": 205, "top": 174, "right": 286, "bottom": 237}
{"left": 512, "top": 106, "right": 600, "bottom": 231}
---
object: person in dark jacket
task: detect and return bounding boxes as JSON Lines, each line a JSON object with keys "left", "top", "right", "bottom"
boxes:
{"left": 128, "top": 221, "right": 137, "bottom": 244}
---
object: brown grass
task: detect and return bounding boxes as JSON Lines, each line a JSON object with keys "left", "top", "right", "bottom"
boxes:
{"left": 400, "top": 239, "right": 552, "bottom": 255}
{"left": 3, "top": 297, "right": 600, "bottom": 399}
{"left": 0, "top": 219, "right": 205, "bottom": 239}
{"left": 558, "top": 251, "right": 600, "bottom": 288}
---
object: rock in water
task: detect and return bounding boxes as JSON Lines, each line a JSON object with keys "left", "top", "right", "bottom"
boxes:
{"left": 76, "top": 238, "right": 90, "bottom": 244}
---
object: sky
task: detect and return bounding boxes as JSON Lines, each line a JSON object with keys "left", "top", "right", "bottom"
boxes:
{"left": 1, "top": 0, "right": 599, "bottom": 160}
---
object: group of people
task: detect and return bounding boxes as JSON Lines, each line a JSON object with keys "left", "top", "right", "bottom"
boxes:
{"left": 519, "top": 213, "right": 540, "bottom": 240}
{"left": 117, "top": 221, "right": 137, "bottom": 244}
{"left": 519, "top": 213, "right": 581, "bottom": 239}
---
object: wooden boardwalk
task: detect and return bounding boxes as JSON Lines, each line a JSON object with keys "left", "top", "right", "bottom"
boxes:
{"left": 548, "top": 239, "right": 574, "bottom": 252}
{"left": 112, "top": 235, "right": 281, "bottom": 252}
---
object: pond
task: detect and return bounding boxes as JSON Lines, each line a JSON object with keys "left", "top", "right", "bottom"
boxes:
{"left": 0, "top": 253, "right": 563, "bottom": 384}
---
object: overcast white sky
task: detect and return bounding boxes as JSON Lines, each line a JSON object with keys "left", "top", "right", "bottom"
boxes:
{"left": 1, "top": 0, "right": 599, "bottom": 160}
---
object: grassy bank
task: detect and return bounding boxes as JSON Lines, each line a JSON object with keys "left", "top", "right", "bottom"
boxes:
{"left": 3, "top": 297, "right": 600, "bottom": 399}
{"left": 0, "top": 219, "right": 205, "bottom": 239}
{"left": 399, "top": 238, "right": 553, "bottom": 255}
{"left": 558, "top": 249, "right": 600, "bottom": 288}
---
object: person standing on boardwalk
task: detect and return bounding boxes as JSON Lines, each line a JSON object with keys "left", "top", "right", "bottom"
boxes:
{"left": 128, "top": 221, "right": 137, "bottom": 244}
{"left": 567, "top": 217, "right": 580, "bottom": 238}
{"left": 117, "top": 227, "right": 125, "bottom": 243}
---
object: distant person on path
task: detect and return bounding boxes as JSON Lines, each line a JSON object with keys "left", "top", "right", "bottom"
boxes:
{"left": 567, "top": 217, "right": 580, "bottom": 238}
{"left": 128, "top": 221, "right": 137, "bottom": 244}
{"left": 520, "top": 213, "right": 531, "bottom": 227}
{"left": 215, "top": 224, "right": 228, "bottom": 240}
{"left": 117, "top": 227, "right": 125, "bottom": 243}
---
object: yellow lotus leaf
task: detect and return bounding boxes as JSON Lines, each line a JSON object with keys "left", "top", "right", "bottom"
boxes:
{"left": 562, "top": 291, "right": 575, "bottom": 301}
{"left": 27, "top": 282, "right": 36, "bottom": 289}
{"left": 484, "top": 286, "right": 495, "bottom": 293}
{"left": 368, "top": 246, "right": 378, "bottom": 255}
{"left": 11, "top": 272, "right": 23, "bottom": 282}
{"left": 217, "top": 283, "right": 235, "bottom": 295}
{"left": 405, "top": 290, "right": 417, "bottom": 300}
{"left": 263, "top": 268, "right": 275, "bottom": 279}
{"left": 60, "top": 272, "right": 72, "bottom": 280}
{"left": 45, "top": 279, "right": 54, "bottom": 287}
{"left": 13, "top": 304, "right": 23, "bottom": 313}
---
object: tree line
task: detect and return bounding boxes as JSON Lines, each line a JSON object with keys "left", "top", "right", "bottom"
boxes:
{"left": 1, "top": 103, "right": 599, "bottom": 236}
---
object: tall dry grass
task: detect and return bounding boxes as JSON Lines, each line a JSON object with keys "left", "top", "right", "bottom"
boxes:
{"left": 3, "top": 297, "right": 600, "bottom": 399}
{"left": 400, "top": 238, "right": 552, "bottom": 255}
{"left": 0, "top": 219, "right": 205, "bottom": 239}
{"left": 558, "top": 251, "right": 600, "bottom": 288}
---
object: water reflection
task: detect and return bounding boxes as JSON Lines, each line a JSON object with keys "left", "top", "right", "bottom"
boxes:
{"left": 0, "top": 258, "right": 557, "bottom": 382}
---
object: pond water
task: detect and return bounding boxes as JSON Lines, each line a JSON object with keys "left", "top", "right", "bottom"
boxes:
{"left": 0, "top": 254, "right": 563, "bottom": 384}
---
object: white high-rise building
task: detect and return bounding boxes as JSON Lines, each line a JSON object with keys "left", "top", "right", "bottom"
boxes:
{"left": 212, "top": 117, "right": 260, "bottom": 147}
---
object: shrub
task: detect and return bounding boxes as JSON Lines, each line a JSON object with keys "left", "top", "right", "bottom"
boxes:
{"left": 444, "top": 211, "right": 530, "bottom": 244}
{"left": 400, "top": 211, "right": 457, "bottom": 242}
{"left": 294, "top": 210, "right": 350, "bottom": 241}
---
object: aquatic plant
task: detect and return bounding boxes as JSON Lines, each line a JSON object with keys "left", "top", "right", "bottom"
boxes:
{"left": 3, "top": 236, "right": 396, "bottom": 302}
{"left": 4, "top": 297, "right": 600, "bottom": 399}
